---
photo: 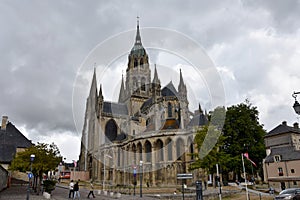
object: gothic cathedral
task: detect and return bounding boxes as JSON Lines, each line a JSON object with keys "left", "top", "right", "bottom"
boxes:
{"left": 79, "top": 20, "right": 208, "bottom": 186}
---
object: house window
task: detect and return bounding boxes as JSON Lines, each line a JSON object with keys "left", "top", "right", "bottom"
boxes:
{"left": 278, "top": 167, "right": 283, "bottom": 176}
{"left": 291, "top": 169, "right": 295, "bottom": 173}
{"left": 133, "top": 130, "right": 135, "bottom": 136}
{"left": 293, "top": 181, "right": 297, "bottom": 186}
{"left": 274, "top": 155, "right": 281, "bottom": 162}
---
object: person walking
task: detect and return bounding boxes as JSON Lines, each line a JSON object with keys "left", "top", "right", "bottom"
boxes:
{"left": 69, "top": 180, "right": 74, "bottom": 198}
{"left": 87, "top": 181, "right": 95, "bottom": 198}
{"left": 73, "top": 181, "right": 80, "bottom": 199}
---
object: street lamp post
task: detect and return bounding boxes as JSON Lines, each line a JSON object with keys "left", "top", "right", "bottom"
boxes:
{"left": 26, "top": 154, "right": 35, "bottom": 200}
{"left": 139, "top": 161, "right": 143, "bottom": 198}
{"left": 103, "top": 154, "right": 112, "bottom": 192}
{"left": 292, "top": 92, "right": 300, "bottom": 115}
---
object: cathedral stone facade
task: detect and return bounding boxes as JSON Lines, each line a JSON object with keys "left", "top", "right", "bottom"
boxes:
{"left": 79, "top": 20, "right": 208, "bottom": 187}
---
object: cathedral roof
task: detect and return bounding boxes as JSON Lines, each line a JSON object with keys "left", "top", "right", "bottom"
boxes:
{"left": 103, "top": 102, "right": 128, "bottom": 116}
{"left": 140, "top": 97, "right": 154, "bottom": 113}
{"left": 161, "top": 81, "right": 178, "bottom": 97}
{"left": 188, "top": 113, "right": 208, "bottom": 127}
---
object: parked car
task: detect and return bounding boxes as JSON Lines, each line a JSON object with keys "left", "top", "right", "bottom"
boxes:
{"left": 274, "top": 188, "right": 300, "bottom": 200}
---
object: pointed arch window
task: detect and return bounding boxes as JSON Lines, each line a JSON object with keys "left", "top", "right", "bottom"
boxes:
{"left": 176, "top": 138, "right": 185, "bottom": 161}
{"left": 168, "top": 102, "right": 172, "bottom": 118}
{"left": 105, "top": 119, "right": 118, "bottom": 142}
{"left": 137, "top": 142, "right": 142, "bottom": 161}
{"left": 134, "top": 58, "right": 138, "bottom": 68}
{"left": 133, "top": 77, "right": 138, "bottom": 91}
{"left": 145, "top": 140, "right": 152, "bottom": 162}
{"left": 189, "top": 142, "right": 194, "bottom": 160}
{"left": 141, "top": 77, "right": 146, "bottom": 91}
{"left": 167, "top": 138, "right": 173, "bottom": 161}
{"left": 140, "top": 59, "right": 144, "bottom": 67}
{"left": 156, "top": 139, "right": 164, "bottom": 162}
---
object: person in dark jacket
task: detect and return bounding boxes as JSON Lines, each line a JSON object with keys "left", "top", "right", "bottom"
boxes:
{"left": 73, "top": 181, "right": 80, "bottom": 199}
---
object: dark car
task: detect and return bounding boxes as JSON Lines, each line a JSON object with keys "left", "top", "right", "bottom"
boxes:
{"left": 274, "top": 188, "right": 300, "bottom": 200}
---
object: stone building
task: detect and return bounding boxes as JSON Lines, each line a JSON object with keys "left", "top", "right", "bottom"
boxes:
{"left": 263, "top": 121, "right": 300, "bottom": 190}
{"left": 78, "top": 20, "right": 208, "bottom": 186}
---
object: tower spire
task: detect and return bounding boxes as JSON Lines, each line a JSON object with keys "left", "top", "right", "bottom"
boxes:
{"left": 118, "top": 74, "right": 126, "bottom": 103}
{"left": 135, "top": 16, "right": 142, "bottom": 44}
{"left": 178, "top": 68, "right": 184, "bottom": 89}
{"left": 152, "top": 64, "right": 160, "bottom": 84}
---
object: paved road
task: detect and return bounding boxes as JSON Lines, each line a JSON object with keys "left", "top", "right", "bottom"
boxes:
{"left": 0, "top": 184, "right": 158, "bottom": 200}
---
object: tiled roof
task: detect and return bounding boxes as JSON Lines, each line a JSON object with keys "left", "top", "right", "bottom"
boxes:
{"left": 161, "top": 82, "right": 178, "bottom": 97}
{"left": 266, "top": 123, "right": 300, "bottom": 137}
{"left": 0, "top": 145, "right": 16, "bottom": 163}
{"left": 140, "top": 97, "right": 153, "bottom": 112}
{"left": 0, "top": 122, "right": 32, "bottom": 163}
{"left": 103, "top": 102, "right": 128, "bottom": 116}
{"left": 265, "top": 146, "right": 300, "bottom": 163}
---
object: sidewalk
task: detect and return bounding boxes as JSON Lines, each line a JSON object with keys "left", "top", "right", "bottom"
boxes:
{"left": 0, "top": 185, "right": 44, "bottom": 200}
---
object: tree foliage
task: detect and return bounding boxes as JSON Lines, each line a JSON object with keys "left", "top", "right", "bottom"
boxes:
{"left": 221, "top": 101, "right": 266, "bottom": 177}
{"left": 192, "top": 101, "right": 266, "bottom": 180}
{"left": 10, "top": 142, "right": 61, "bottom": 175}
{"left": 190, "top": 125, "right": 229, "bottom": 174}
{"left": 10, "top": 142, "right": 62, "bottom": 193}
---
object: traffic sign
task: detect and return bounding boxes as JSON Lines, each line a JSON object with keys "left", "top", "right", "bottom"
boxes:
{"left": 28, "top": 172, "right": 33, "bottom": 179}
{"left": 177, "top": 173, "right": 193, "bottom": 179}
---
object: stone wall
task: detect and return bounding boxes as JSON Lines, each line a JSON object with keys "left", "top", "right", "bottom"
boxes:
{"left": 0, "top": 165, "right": 8, "bottom": 191}
{"left": 71, "top": 171, "right": 90, "bottom": 181}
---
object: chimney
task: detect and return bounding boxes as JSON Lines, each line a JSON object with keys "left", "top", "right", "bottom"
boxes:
{"left": 294, "top": 122, "right": 299, "bottom": 129}
{"left": 282, "top": 121, "right": 287, "bottom": 126}
{"left": 1, "top": 116, "right": 8, "bottom": 130}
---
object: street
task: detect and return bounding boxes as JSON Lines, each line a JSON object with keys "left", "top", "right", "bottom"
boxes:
{"left": 0, "top": 184, "right": 158, "bottom": 200}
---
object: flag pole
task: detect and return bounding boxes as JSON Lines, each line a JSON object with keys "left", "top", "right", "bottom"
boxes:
{"left": 242, "top": 153, "right": 249, "bottom": 200}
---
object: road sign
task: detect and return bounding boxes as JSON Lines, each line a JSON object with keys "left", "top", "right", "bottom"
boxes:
{"left": 177, "top": 173, "right": 193, "bottom": 179}
{"left": 28, "top": 172, "right": 33, "bottom": 179}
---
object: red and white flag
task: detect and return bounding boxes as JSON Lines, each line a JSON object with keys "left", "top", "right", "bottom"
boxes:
{"left": 243, "top": 152, "right": 257, "bottom": 167}
{"left": 73, "top": 160, "right": 77, "bottom": 168}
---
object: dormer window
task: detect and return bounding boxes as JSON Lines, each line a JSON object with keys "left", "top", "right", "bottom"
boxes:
{"left": 274, "top": 155, "right": 281, "bottom": 162}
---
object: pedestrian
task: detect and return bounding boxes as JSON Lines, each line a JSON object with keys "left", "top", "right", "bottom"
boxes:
{"left": 87, "top": 181, "right": 95, "bottom": 198}
{"left": 69, "top": 180, "right": 74, "bottom": 198}
{"left": 269, "top": 186, "right": 274, "bottom": 195}
{"left": 73, "top": 181, "right": 80, "bottom": 199}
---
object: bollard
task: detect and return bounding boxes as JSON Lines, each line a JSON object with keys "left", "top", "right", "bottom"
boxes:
{"left": 196, "top": 181, "right": 203, "bottom": 200}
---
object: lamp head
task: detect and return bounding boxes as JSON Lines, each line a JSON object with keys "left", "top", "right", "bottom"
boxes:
{"left": 293, "top": 100, "right": 300, "bottom": 115}
{"left": 30, "top": 154, "right": 35, "bottom": 161}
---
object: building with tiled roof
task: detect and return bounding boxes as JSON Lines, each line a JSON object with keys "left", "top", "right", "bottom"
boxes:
{"left": 263, "top": 121, "right": 300, "bottom": 191}
{"left": 0, "top": 116, "right": 32, "bottom": 169}
{"left": 79, "top": 20, "right": 208, "bottom": 186}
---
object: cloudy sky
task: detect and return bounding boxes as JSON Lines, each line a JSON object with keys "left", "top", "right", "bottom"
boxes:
{"left": 1, "top": 0, "right": 300, "bottom": 162}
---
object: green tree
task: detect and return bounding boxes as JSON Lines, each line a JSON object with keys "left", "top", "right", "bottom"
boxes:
{"left": 190, "top": 125, "right": 228, "bottom": 174}
{"left": 10, "top": 142, "right": 61, "bottom": 193}
{"left": 191, "top": 101, "right": 266, "bottom": 182}
{"left": 221, "top": 101, "right": 266, "bottom": 181}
